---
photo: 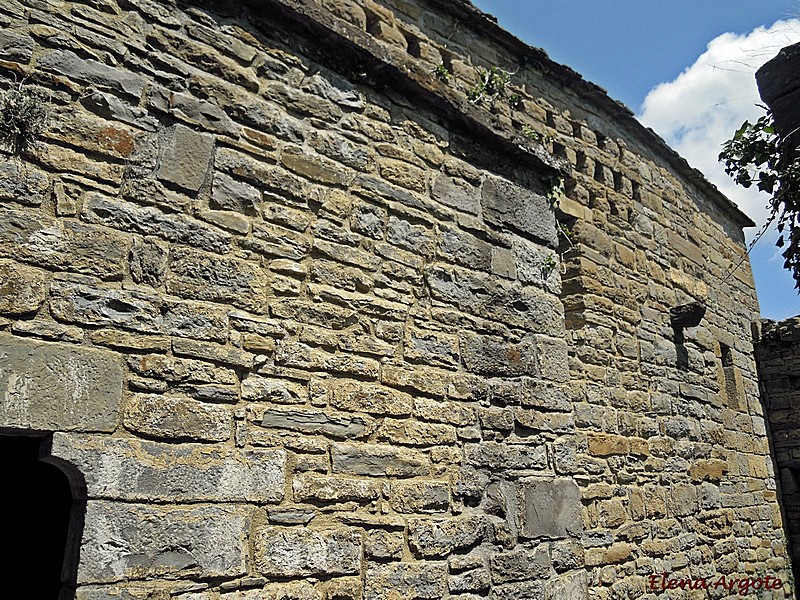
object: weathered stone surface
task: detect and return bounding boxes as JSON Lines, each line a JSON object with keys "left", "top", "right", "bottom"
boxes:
{"left": 408, "top": 514, "right": 489, "bottom": 557}
{"left": 156, "top": 124, "right": 215, "bottom": 191}
{"left": 482, "top": 177, "right": 557, "bottom": 247}
{"left": 465, "top": 442, "right": 547, "bottom": 470}
{"left": 0, "top": 208, "right": 126, "bottom": 279}
{"left": 211, "top": 172, "right": 261, "bottom": 215}
{"left": 431, "top": 175, "right": 480, "bottom": 215}
{"left": 254, "top": 526, "right": 362, "bottom": 576}
{"left": 0, "top": 259, "right": 47, "bottom": 314}
{"left": 328, "top": 380, "right": 414, "bottom": 416}
{"left": 77, "top": 501, "right": 248, "bottom": 583}
{"left": 0, "top": 333, "right": 122, "bottom": 431}
{"left": 293, "top": 473, "right": 381, "bottom": 503}
{"left": 255, "top": 406, "right": 374, "bottom": 439}
{"left": 389, "top": 480, "right": 449, "bottom": 513}
{"left": 38, "top": 50, "right": 146, "bottom": 97}
{"left": 522, "top": 478, "right": 583, "bottom": 539}
{"left": 365, "top": 529, "right": 404, "bottom": 560}
{"left": 331, "top": 442, "right": 430, "bottom": 477}
{"left": 82, "top": 193, "right": 231, "bottom": 254}
{"left": 51, "top": 433, "right": 286, "bottom": 502}
{"left": 0, "top": 30, "right": 34, "bottom": 63}
{"left": 123, "top": 393, "right": 232, "bottom": 442}
{"left": 490, "top": 547, "right": 551, "bottom": 583}
{"left": 364, "top": 562, "right": 448, "bottom": 600}
{"left": 0, "top": 160, "right": 49, "bottom": 205}
{"left": 460, "top": 331, "right": 537, "bottom": 376}
{"left": 148, "top": 85, "right": 239, "bottom": 136}
{"left": 167, "top": 247, "right": 268, "bottom": 313}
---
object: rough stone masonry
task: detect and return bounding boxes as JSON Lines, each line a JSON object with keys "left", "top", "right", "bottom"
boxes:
{"left": 0, "top": 0, "right": 792, "bottom": 598}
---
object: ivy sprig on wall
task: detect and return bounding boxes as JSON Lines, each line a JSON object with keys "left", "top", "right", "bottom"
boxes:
{"left": 719, "top": 108, "right": 800, "bottom": 290}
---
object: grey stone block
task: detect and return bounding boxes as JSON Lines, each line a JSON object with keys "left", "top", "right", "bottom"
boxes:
{"left": 0, "top": 160, "right": 49, "bottom": 205}
{"left": 156, "top": 124, "right": 214, "bottom": 191}
{"left": 481, "top": 177, "right": 557, "bottom": 248}
{"left": 0, "top": 30, "right": 34, "bottom": 63}
{"left": 408, "top": 514, "right": 489, "bottom": 557}
{"left": 211, "top": 172, "right": 261, "bottom": 215}
{"left": 0, "top": 207, "right": 126, "bottom": 279}
{"left": 364, "top": 562, "right": 448, "bottom": 600}
{"left": 0, "top": 333, "right": 122, "bottom": 431}
{"left": 331, "top": 442, "right": 430, "bottom": 477}
{"left": 38, "top": 50, "right": 146, "bottom": 98}
{"left": 82, "top": 193, "right": 231, "bottom": 254}
{"left": 522, "top": 478, "right": 583, "bottom": 539}
{"left": 254, "top": 526, "right": 362, "bottom": 576}
{"left": 123, "top": 393, "right": 232, "bottom": 442}
{"left": 258, "top": 406, "right": 374, "bottom": 439}
{"left": 0, "top": 259, "right": 47, "bottom": 314}
{"left": 51, "top": 433, "right": 286, "bottom": 502}
{"left": 77, "top": 501, "right": 248, "bottom": 583}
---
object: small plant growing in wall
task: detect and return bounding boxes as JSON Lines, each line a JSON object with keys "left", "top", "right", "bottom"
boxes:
{"left": 432, "top": 62, "right": 452, "bottom": 83}
{"left": 0, "top": 80, "right": 49, "bottom": 156}
{"left": 467, "top": 66, "right": 513, "bottom": 104}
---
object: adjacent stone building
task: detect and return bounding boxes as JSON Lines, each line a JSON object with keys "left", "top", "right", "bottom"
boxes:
{"left": 0, "top": 0, "right": 792, "bottom": 598}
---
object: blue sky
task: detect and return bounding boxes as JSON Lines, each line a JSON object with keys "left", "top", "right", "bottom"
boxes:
{"left": 472, "top": 0, "right": 800, "bottom": 321}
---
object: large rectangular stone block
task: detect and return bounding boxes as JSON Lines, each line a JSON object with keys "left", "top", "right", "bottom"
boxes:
{"left": 481, "top": 177, "right": 557, "bottom": 248}
{"left": 253, "top": 526, "right": 361, "bottom": 577}
{"left": 522, "top": 478, "right": 583, "bottom": 539}
{"left": 51, "top": 433, "right": 286, "bottom": 502}
{"left": 77, "top": 501, "right": 248, "bottom": 583}
{"left": 0, "top": 333, "right": 122, "bottom": 431}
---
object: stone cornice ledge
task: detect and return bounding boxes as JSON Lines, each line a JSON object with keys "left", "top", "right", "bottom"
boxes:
{"left": 213, "top": 0, "right": 569, "bottom": 180}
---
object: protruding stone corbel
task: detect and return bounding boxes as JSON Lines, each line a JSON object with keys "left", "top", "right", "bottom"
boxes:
{"left": 670, "top": 302, "right": 706, "bottom": 329}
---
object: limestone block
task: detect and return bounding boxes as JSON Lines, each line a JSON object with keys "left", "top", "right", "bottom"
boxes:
{"left": 77, "top": 501, "right": 248, "bottom": 583}
{"left": 166, "top": 247, "right": 269, "bottom": 313}
{"left": 0, "top": 160, "right": 49, "bottom": 205}
{"left": 129, "top": 236, "right": 168, "bottom": 286}
{"left": 331, "top": 442, "right": 430, "bottom": 477}
{"left": 0, "top": 259, "right": 47, "bottom": 314}
{"left": 459, "top": 331, "right": 537, "bottom": 376}
{"left": 293, "top": 473, "right": 381, "bottom": 504}
{"left": 437, "top": 224, "right": 492, "bottom": 271}
{"left": 465, "top": 442, "right": 547, "bottom": 470}
{"left": 156, "top": 124, "right": 214, "bottom": 191}
{"left": 389, "top": 480, "right": 449, "bottom": 513}
{"left": 490, "top": 581, "right": 544, "bottom": 600}
{"left": 522, "top": 478, "right": 583, "bottom": 539}
{"left": 255, "top": 406, "right": 374, "bottom": 439}
{"left": 0, "top": 333, "right": 122, "bottom": 431}
{"left": 408, "top": 514, "right": 489, "bottom": 557}
{"left": 328, "top": 380, "right": 414, "bottom": 416}
{"left": 431, "top": 175, "right": 480, "bottom": 215}
{"left": 50, "top": 280, "right": 161, "bottom": 333}
{"left": 365, "top": 529, "right": 403, "bottom": 560}
{"left": 481, "top": 177, "right": 557, "bottom": 248}
{"left": 123, "top": 393, "right": 232, "bottom": 442}
{"left": 38, "top": 50, "right": 146, "bottom": 97}
{"left": 425, "top": 265, "right": 563, "bottom": 335}
{"left": 0, "top": 30, "right": 33, "bottom": 63}
{"left": 490, "top": 546, "right": 551, "bottom": 583}
{"left": 147, "top": 85, "right": 239, "bottom": 136}
{"left": 0, "top": 208, "right": 126, "bottom": 279}
{"left": 377, "top": 418, "right": 456, "bottom": 446}
{"left": 253, "top": 526, "right": 362, "bottom": 577}
{"left": 82, "top": 193, "right": 231, "bottom": 254}
{"left": 449, "top": 567, "right": 491, "bottom": 594}
{"left": 364, "top": 562, "right": 447, "bottom": 600}
{"left": 211, "top": 172, "right": 261, "bottom": 215}
{"left": 51, "top": 433, "right": 286, "bottom": 502}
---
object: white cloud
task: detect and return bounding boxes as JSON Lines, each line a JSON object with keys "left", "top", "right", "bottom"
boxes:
{"left": 637, "top": 19, "right": 800, "bottom": 238}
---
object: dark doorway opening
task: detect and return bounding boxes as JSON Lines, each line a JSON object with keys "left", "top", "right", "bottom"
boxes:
{"left": 0, "top": 434, "right": 77, "bottom": 599}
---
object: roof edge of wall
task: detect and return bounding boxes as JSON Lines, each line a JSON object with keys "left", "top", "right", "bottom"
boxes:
{"left": 431, "top": 0, "right": 755, "bottom": 229}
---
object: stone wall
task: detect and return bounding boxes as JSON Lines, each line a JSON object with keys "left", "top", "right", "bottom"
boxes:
{"left": 757, "top": 317, "right": 800, "bottom": 584}
{"left": 0, "top": 0, "right": 792, "bottom": 598}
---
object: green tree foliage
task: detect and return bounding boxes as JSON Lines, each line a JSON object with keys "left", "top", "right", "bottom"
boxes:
{"left": 719, "top": 109, "right": 800, "bottom": 290}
